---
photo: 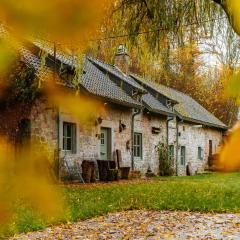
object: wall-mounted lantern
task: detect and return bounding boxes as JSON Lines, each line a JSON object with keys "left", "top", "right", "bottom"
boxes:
{"left": 96, "top": 133, "right": 101, "bottom": 139}
{"left": 95, "top": 117, "right": 103, "bottom": 126}
{"left": 119, "top": 120, "right": 126, "bottom": 132}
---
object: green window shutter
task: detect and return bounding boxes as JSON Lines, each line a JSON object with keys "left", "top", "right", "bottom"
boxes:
{"left": 168, "top": 145, "right": 174, "bottom": 159}
{"left": 180, "top": 146, "right": 186, "bottom": 165}
{"left": 198, "top": 147, "right": 203, "bottom": 160}
{"left": 63, "top": 123, "right": 67, "bottom": 150}
{"left": 133, "top": 132, "right": 142, "bottom": 159}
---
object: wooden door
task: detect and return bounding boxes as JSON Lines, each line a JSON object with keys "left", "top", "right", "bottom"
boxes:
{"left": 100, "top": 128, "right": 110, "bottom": 160}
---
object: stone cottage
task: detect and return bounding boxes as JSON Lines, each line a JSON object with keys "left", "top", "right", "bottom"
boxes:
{"left": 12, "top": 40, "right": 228, "bottom": 178}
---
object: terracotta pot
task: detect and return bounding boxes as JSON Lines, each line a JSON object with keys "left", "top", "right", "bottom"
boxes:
{"left": 82, "top": 161, "right": 96, "bottom": 183}
{"left": 120, "top": 167, "right": 130, "bottom": 179}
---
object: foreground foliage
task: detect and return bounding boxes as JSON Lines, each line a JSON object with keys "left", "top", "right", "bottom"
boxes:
{"left": 2, "top": 173, "right": 240, "bottom": 238}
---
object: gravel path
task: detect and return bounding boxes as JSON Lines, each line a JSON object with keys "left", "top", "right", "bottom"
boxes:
{"left": 10, "top": 210, "right": 240, "bottom": 240}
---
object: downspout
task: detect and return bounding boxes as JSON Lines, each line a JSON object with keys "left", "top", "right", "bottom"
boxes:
{"left": 166, "top": 116, "right": 174, "bottom": 146}
{"left": 176, "top": 118, "right": 179, "bottom": 176}
{"left": 131, "top": 108, "right": 141, "bottom": 170}
{"left": 175, "top": 115, "right": 184, "bottom": 176}
{"left": 57, "top": 107, "right": 60, "bottom": 181}
{"left": 53, "top": 42, "right": 61, "bottom": 182}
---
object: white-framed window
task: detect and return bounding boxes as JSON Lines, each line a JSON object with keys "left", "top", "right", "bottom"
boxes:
{"left": 63, "top": 122, "right": 76, "bottom": 153}
{"left": 180, "top": 146, "right": 186, "bottom": 166}
{"left": 134, "top": 132, "right": 142, "bottom": 159}
{"left": 198, "top": 146, "right": 204, "bottom": 160}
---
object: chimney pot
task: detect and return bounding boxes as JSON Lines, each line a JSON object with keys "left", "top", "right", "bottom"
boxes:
{"left": 114, "top": 44, "right": 130, "bottom": 75}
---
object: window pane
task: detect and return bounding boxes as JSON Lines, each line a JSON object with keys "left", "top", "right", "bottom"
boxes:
{"left": 181, "top": 147, "right": 185, "bottom": 165}
{"left": 134, "top": 146, "right": 137, "bottom": 156}
{"left": 133, "top": 133, "right": 142, "bottom": 158}
{"left": 67, "top": 138, "right": 72, "bottom": 150}
{"left": 169, "top": 145, "right": 174, "bottom": 159}
{"left": 67, "top": 124, "right": 72, "bottom": 137}
{"left": 63, "top": 138, "right": 66, "bottom": 150}
{"left": 63, "top": 122, "right": 76, "bottom": 153}
{"left": 134, "top": 134, "right": 137, "bottom": 146}
{"left": 100, "top": 133, "right": 104, "bottom": 145}
{"left": 198, "top": 147, "right": 203, "bottom": 160}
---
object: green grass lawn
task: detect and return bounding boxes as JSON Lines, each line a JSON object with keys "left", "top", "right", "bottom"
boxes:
{"left": 2, "top": 172, "right": 240, "bottom": 238}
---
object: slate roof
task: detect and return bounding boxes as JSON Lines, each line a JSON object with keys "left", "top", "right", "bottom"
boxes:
{"left": 157, "top": 85, "right": 226, "bottom": 129}
{"left": 33, "top": 41, "right": 145, "bottom": 92}
{"left": 80, "top": 58, "right": 142, "bottom": 107}
{"left": 12, "top": 37, "right": 227, "bottom": 129}
{"left": 19, "top": 45, "right": 141, "bottom": 108}
{"left": 131, "top": 73, "right": 227, "bottom": 129}
{"left": 86, "top": 57, "right": 176, "bottom": 116}
{"left": 33, "top": 40, "right": 79, "bottom": 67}
{"left": 88, "top": 57, "right": 145, "bottom": 92}
{"left": 142, "top": 93, "right": 174, "bottom": 116}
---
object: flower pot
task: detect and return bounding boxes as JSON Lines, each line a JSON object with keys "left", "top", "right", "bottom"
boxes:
{"left": 120, "top": 167, "right": 130, "bottom": 179}
{"left": 82, "top": 161, "right": 96, "bottom": 183}
{"left": 97, "top": 160, "right": 108, "bottom": 181}
{"left": 107, "top": 169, "right": 119, "bottom": 181}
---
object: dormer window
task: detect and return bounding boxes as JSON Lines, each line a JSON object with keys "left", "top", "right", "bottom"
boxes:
{"left": 132, "top": 89, "right": 137, "bottom": 96}
{"left": 59, "top": 65, "right": 75, "bottom": 83}
{"left": 166, "top": 99, "right": 172, "bottom": 109}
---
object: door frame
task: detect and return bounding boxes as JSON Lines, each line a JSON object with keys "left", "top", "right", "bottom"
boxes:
{"left": 100, "top": 127, "right": 112, "bottom": 161}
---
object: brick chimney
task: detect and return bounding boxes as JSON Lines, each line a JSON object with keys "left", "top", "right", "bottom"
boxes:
{"left": 114, "top": 44, "right": 130, "bottom": 75}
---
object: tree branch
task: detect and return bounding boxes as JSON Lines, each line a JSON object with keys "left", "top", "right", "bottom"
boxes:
{"left": 142, "top": 0, "right": 154, "bottom": 19}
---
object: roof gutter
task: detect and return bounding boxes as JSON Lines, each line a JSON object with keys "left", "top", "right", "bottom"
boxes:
{"left": 180, "top": 116, "right": 228, "bottom": 131}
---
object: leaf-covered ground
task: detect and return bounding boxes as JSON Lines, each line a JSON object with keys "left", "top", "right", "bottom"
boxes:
{"left": 3, "top": 173, "right": 240, "bottom": 238}
{"left": 11, "top": 210, "right": 240, "bottom": 239}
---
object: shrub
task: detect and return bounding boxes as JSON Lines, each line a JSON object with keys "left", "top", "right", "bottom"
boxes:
{"left": 156, "top": 143, "right": 175, "bottom": 176}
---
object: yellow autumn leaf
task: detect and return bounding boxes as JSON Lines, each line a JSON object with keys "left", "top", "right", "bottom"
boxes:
{"left": 0, "top": 0, "right": 110, "bottom": 45}
{"left": 219, "top": 127, "right": 240, "bottom": 171}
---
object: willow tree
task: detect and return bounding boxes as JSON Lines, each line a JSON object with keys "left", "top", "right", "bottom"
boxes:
{"left": 115, "top": 0, "right": 240, "bottom": 48}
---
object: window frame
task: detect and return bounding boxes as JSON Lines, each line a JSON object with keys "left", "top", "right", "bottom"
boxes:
{"left": 168, "top": 145, "right": 174, "bottom": 159}
{"left": 133, "top": 132, "right": 143, "bottom": 159}
{"left": 180, "top": 146, "right": 186, "bottom": 166}
{"left": 198, "top": 146, "right": 204, "bottom": 160}
{"left": 62, "top": 121, "right": 77, "bottom": 154}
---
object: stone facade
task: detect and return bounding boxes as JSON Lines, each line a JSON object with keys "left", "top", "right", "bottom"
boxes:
{"left": 168, "top": 121, "right": 223, "bottom": 176}
{"left": 134, "top": 112, "right": 167, "bottom": 174}
{"left": 30, "top": 99, "right": 58, "bottom": 157}
{"left": 30, "top": 99, "right": 134, "bottom": 178}
{"left": 29, "top": 98, "right": 224, "bottom": 179}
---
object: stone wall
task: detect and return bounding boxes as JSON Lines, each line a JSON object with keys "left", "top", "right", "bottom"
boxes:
{"left": 134, "top": 112, "right": 167, "bottom": 174}
{"left": 30, "top": 98, "right": 224, "bottom": 179}
{"left": 57, "top": 102, "right": 133, "bottom": 179}
{"left": 30, "top": 99, "right": 58, "bottom": 155}
{"left": 168, "top": 121, "right": 223, "bottom": 176}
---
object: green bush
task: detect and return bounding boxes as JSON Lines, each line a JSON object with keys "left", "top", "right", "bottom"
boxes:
{"left": 156, "top": 143, "right": 175, "bottom": 176}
